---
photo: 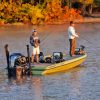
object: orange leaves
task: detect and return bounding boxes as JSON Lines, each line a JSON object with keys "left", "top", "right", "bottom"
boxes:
{"left": 43, "top": 0, "right": 83, "bottom": 24}
{"left": 43, "top": 0, "right": 62, "bottom": 23}
{"left": 63, "top": 6, "right": 83, "bottom": 21}
{"left": 0, "top": 1, "right": 83, "bottom": 24}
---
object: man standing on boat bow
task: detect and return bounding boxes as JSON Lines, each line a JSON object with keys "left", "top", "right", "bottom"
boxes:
{"left": 30, "top": 29, "right": 40, "bottom": 63}
{"left": 68, "top": 21, "right": 79, "bottom": 57}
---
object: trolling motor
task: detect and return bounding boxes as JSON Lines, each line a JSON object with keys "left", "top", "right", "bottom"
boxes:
{"left": 75, "top": 45, "right": 85, "bottom": 55}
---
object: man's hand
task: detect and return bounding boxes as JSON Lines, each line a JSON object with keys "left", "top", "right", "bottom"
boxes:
{"left": 76, "top": 33, "right": 79, "bottom": 37}
{"left": 77, "top": 33, "right": 80, "bottom": 36}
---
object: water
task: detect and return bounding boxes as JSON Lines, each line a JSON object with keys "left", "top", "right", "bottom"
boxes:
{"left": 0, "top": 23, "right": 100, "bottom": 100}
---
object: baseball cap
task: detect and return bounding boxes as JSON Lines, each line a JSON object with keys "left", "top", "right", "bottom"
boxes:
{"left": 32, "top": 29, "right": 37, "bottom": 33}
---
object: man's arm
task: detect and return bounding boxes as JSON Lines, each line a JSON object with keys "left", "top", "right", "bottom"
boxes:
{"left": 71, "top": 27, "right": 79, "bottom": 38}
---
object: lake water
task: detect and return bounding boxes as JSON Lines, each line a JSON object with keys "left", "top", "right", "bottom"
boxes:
{"left": 0, "top": 23, "right": 100, "bottom": 100}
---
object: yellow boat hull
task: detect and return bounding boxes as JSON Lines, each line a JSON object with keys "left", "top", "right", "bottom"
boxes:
{"left": 43, "top": 55, "right": 86, "bottom": 75}
{"left": 31, "top": 54, "right": 87, "bottom": 75}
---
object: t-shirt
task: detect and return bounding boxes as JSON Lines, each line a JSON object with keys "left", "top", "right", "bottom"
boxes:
{"left": 68, "top": 26, "right": 79, "bottom": 39}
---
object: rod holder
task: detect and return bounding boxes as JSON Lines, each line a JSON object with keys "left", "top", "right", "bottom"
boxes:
{"left": 26, "top": 45, "right": 31, "bottom": 74}
{"left": 4, "top": 44, "right": 10, "bottom": 69}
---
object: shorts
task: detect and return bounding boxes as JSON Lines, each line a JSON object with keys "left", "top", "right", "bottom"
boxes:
{"left": 32, "top": 46, "right": 40, "bottom": 55}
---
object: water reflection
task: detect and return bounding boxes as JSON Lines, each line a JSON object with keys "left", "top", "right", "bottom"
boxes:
{"left": 30, "top": 76, "right": 43, "bottom": 100}
{"left": 69, "top": 70, "right": 82, "bottom": 98}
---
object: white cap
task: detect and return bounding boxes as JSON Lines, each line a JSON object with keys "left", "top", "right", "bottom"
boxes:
{"left": 32, "top": 29, "right": 37, "bottom": 33}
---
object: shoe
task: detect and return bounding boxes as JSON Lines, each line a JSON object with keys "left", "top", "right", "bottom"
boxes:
{"left": 36, "top": 62, "right": 40, "bottom": 64}
{"left": 71, "top": 55, "right": 75, "bottom": 57}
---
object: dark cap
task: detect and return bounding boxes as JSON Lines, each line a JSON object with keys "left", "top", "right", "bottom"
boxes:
{"left": 32, "top": 29, "right": 37, "bottom": 33}
{"left": 70, "top": 21, "right": 74, "bottom": 25}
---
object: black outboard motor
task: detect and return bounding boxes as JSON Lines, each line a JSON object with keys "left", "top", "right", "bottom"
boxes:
{"left": 8, "top": 53, "right": 27, "bottom": 76}
{"left": 9, "top": 53, "right": 29, "bottom": 75}
{"left": 9, "top": 53, "right": 26, "bottom": 67}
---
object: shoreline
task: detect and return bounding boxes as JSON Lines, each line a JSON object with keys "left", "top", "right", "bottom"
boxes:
{"left": 0, "top": 17, "right": 100, "bottom": 26}
{"left": 77, "top": 17, "right": 100, "bottom": 23}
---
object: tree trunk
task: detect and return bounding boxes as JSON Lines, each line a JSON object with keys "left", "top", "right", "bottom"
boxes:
{"left": 69, "top": 0, "right": 71, "bottom": 9}
{"left": 67, "top": 0, "right": 72, "bottom": 9}
{"left": 31, "top": 0, "right": 34, "bottom": 4}
{"left": 89, "top": 4, "right": 93, "bottom": 15}
{"left": 38, "top": 0, "right": 41, "bottom": 4}
{"left": 82, "top": 0, "right": 86, "bottom": 16}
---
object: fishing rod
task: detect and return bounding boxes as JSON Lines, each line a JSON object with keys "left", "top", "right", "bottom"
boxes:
{"left": 79, "top": 35, "right": 93, "bottom": 45}
{"left": 40, "top": 32, "right": 51, "bottom": 45}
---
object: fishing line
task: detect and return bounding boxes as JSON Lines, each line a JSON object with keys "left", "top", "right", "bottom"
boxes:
{"left": 40, "top": 34, "right": 49, "bottom": 45}
{"left": 40, "top": 33, "right": 48, "bottom": 42}
{"left": 39, "top": 32, "right": 52, "bottom": 55}
{"left": 80, "top": 35, "right": 94, "bottom": 45}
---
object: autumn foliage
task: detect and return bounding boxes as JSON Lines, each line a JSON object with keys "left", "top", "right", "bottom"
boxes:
{"left": 0, "top": 0, "right": 83, "bottom": 25}
{"left": 63, "top": 6, "right": 83, "bottom": 21}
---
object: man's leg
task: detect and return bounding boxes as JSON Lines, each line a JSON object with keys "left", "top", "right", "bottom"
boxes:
{"left": 72, "top": 39, "right": 76, "bottom": 55}
{"left": 71, "top": 39, "right": 75, "bottom": 56}
{"left": 31, "top": 47, "right": 36, "bottom": 63}
{"left": 69, "top": 39, "right": 73, "bottom": 56}
{"left": 36, "top": 53, "right": 39, "bottom": 63}
{"left": 74, "top": 38, "right": 77, "bottom": 50}
{"left": 36, "top": 47, "right": 40, "bottom": 63}
{"left": 31, "top": 54, "right": 34, "bottom": 63}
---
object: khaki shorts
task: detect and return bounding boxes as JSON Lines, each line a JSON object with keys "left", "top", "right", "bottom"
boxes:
{"left": 32, "top": 46, "right": 40, "bottom": 55}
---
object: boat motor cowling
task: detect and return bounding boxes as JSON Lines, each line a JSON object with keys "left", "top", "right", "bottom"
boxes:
{"left": 9, "top": 53, "right": 27, "bottom": 67}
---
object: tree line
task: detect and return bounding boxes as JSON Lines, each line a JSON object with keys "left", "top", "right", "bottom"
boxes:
{"left": 0, "top": 0, "right": 99, "bottom": 25}
{"left": 0, "top": 0, "right": 99, "bottom": 14}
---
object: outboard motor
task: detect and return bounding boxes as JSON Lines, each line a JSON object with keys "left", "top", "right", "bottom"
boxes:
{"left": 9, "top": 53, "right": 26, "bottom": 67}
{"left": 9, "top": 53, "right": 29, "bottom": 75}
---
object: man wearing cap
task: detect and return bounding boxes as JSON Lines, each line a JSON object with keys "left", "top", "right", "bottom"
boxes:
{"left": 30, "top": 29, "right": 40, "bottom": 63}
{"left": 68, "top": 21, "right": 79, "bottom": 57}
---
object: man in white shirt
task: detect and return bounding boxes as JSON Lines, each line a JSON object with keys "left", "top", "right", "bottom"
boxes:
{"left": 68, "top": 21, "right": 79, "bottom": 57}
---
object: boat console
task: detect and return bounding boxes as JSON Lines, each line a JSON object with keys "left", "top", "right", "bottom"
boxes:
{"left": 53, "top": 52, "right": 63, "bottom": 63}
